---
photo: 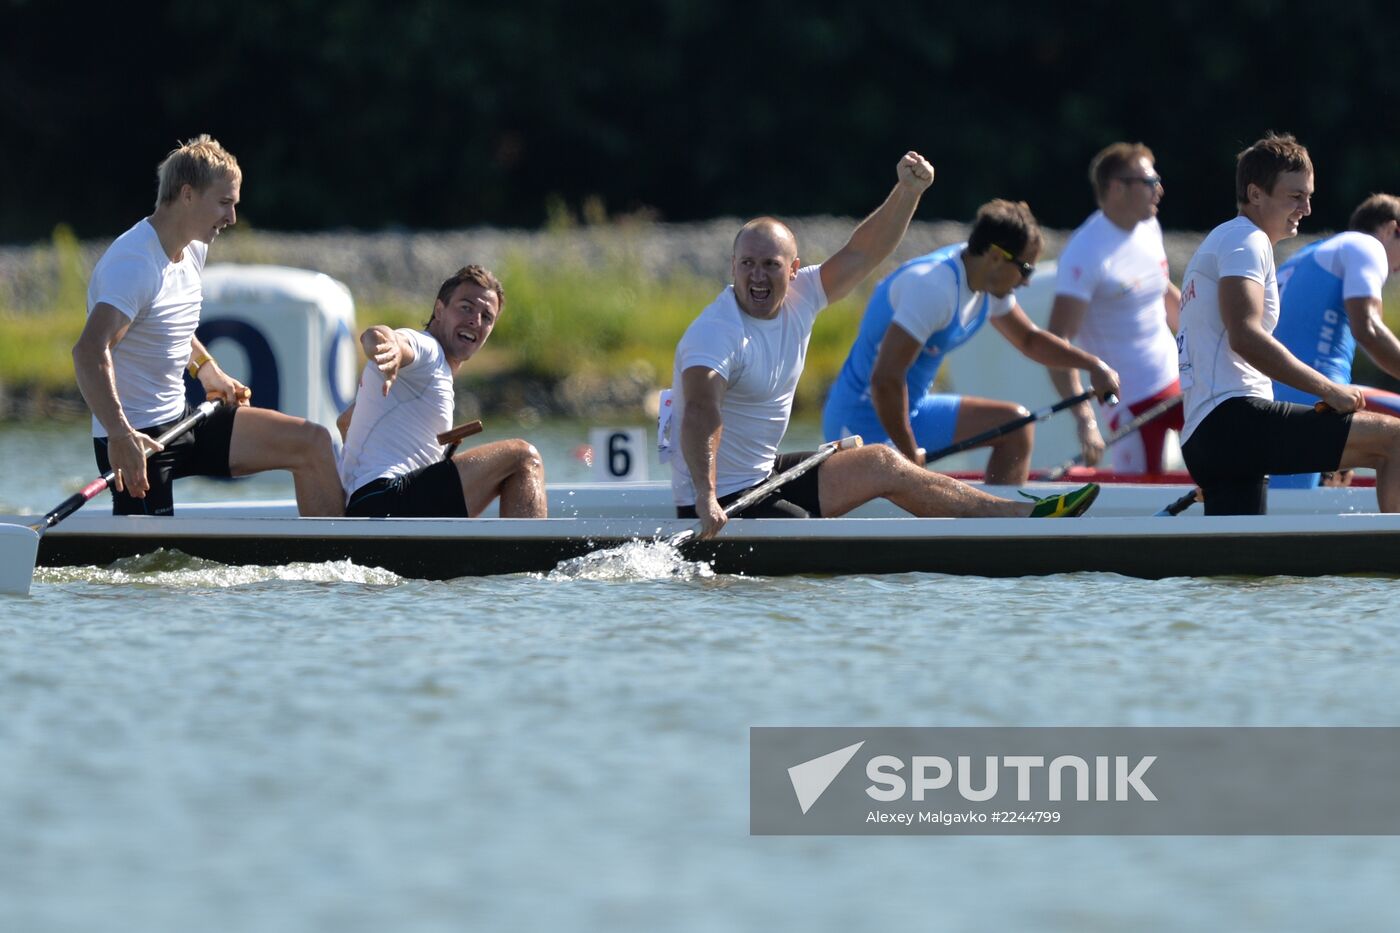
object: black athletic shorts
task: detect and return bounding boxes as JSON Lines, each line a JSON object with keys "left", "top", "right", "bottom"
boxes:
{"left": 93, "top": 403, "right": 238, "bottom": 516}
{"left": 676, "top": 451, "right": 823, "bottom": 519}
{"left": 346, "top": 459, "right": 470, "bottom": 518}
{"left": 1181, "top": 396, "right": 1352, "bottom": 515}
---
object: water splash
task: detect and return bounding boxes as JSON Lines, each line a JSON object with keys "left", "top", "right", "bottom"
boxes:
{"left": 36, "top": 548, "right": 402, "bottom": 588}
{"left": 547, "top": 539, "right": 715, "bottom": 582}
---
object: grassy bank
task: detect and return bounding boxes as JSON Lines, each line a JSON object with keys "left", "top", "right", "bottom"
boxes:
{"left": 6, "top": 219, "right": 1400, "bottom": 420}
{"left": 0, "top": 222, "right": 880, "bottom": 418}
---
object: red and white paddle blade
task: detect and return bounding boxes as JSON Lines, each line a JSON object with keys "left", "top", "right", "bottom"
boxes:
{"left": 0, "top": 523, "right": 41, "bottom": 596}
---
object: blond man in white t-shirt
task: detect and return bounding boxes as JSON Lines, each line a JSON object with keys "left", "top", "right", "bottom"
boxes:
{"left": 72, "top": 136, "right": 343, "bottom": 516}
{"left": 337, "top": 265, "right": 546, "bottom": 518}
{"left": 1049, "top": 142, "right": 1183, "bottom": 473}
{"left": 1176, "top": 133, "right": 1400, "bottom": 514}
{"left": 672, "top": 154, "right": 1105, "bottom": 540}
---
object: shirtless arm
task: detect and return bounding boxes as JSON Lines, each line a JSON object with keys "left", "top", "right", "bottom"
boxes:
{"left": 680, "top": 366, "right": 727, "bottom": 539}
{"left": 1045, "top": 294, "right": 1104, "bottom": 464}
{"left": 72, "top": 303, "right": 163, "bottom": 496}
{"left": 1219, "top": 277, "right": 1363, "bottom": 411}
{"left": 819, "top": 153, "right": 934, "bottom": 304}
{"left": 869, "top": 325, "right": 926, "bottom": 463}
{"left": 993, "top": 304, "right": 1120, "bottom": 401}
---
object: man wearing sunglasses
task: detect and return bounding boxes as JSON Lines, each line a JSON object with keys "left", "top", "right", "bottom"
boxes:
{"left": 1047, "top": 142, "right": 1183, "bottom": 475}
{"left": 822, "top": 199, "right": 1119, "bottom": 484}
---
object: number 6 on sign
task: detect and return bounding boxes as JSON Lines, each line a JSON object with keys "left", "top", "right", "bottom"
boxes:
{"left": 588, "top": 427, "right": 649, "bottom": 482}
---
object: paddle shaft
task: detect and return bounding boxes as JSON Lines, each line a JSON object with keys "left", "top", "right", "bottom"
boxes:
{"left": 1044, "top": 394, "right": 1183, "bottom": 481}
{"left": 32, "top": 399, "right": 224, "bottom": 533}
{"left": 923, "top": 390, "right": 1110, "bottom": 465}
{"left": 669, "top": 435, "right": 862, "bottom": 545}
{"left": 1156, "top": 488, "right": 1201, "bottom": 517}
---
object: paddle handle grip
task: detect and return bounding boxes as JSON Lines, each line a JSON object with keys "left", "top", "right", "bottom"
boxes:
{"left": 35, "top": 399, "right": 224, "bottom": 532}
{"left": 438, "top": 420, "right": 485, "bottom": 460}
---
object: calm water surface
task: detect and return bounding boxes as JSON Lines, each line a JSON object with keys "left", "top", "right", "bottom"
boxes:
{"left": 1, "top": 421, "right": 1397, "bottom": 932}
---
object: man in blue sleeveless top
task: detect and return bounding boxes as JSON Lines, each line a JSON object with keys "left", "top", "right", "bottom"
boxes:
{"left": 1270, "top": 194, "right": 1400, "bottom": 488}
{"left": 822, "top": 200, "right": 1119, "bottom": 483}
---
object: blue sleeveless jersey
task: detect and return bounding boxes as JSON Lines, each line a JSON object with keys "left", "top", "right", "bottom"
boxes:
{"left": 1273, "top": 236, "right": 1356, "bottom": 396}
{"left": 1270, "top": 235, "right": 1354, "bottom": 489}
{"left": 822, "top": 244, "right": 993, "bottom": 440}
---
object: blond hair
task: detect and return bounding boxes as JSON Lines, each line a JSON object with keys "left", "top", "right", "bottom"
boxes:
{"left": 155, "top": 135, "right": 241, "bottom": 208}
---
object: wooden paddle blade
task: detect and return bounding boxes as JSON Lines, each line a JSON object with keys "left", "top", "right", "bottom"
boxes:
{"left": 0, "top": 523, "right": 41, "bottom": 596}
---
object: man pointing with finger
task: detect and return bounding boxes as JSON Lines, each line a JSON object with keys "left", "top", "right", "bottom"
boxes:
{"left": 337, "top": 265, "right": 547, "bottom": 518}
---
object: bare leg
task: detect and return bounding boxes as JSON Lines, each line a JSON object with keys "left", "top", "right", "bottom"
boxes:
{"left": 229, "top": 408, "right": 344, "bottom": 516}
{"left": 453, "top": 439, "right": 547, "bottom": 517}
{"left": 818, "top": 445, "right": 1029, "bottom": 518}
{"left": 949, "top": 397, "right": 1033, "bottom": 485}
{"left": 1338, "top": 412, "right": 1400, "bottom": 512}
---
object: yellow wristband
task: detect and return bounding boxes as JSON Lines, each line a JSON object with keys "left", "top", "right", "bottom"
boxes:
{"left": 187, "top": 352, "right": 213, "bottom": 379}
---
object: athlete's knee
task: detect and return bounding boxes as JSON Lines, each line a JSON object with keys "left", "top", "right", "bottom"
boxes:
{"left": 301, "top": 421, "right": 337, "bottom": 465}
{"left": 863, "top": 444, "right": 904, "bottom": 471}
{"left": 1002, "top": 419, "right": 1034, "bottom": 450}
{"left": 507, "top": 438, "right": 545, "bottom": 475}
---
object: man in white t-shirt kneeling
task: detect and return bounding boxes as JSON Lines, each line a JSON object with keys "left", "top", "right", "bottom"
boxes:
{"left": 1176, "top": 133, "right": 1400, "bottom": 514}
{"left": 337, "top": 265, "right": 546, "bottom": 519}
{"left": 72, "top": 135, "right": 343, "bottom": 517}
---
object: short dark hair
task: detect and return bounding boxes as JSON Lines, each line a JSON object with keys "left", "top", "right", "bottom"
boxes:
{"left": 966, "top": 199, "right": 1042, "bottom": 259}
{"left": 1349, "top": 194, "right": 1400, "bottom": 234}
{"left": 426, "top": 264, "right": 505, "bottom": 326}
{"left": 1236, "top": 132, "right": 1312, "bottom": 205}
{"left": 1089, "top": 142, "right": 1155, "bottom": 202}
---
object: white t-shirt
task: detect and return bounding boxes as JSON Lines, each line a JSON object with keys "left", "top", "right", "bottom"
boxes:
{"left": 1055, "top": 212, "right": 1177, "bottom": 404}
{"left": 338, "top": 329, "right": 455, "bottom": 495}
{"left": 889, "top": 250, "right": 1014, "bottom": 342}
{"left": 86, "top": 218, "right": 208, "bottom": 435}
{"left": 1176, "top": 215, "right": 1278, "bottom": 441}
{"left": 669, "top": 265, "right": 828, "bottom": 505}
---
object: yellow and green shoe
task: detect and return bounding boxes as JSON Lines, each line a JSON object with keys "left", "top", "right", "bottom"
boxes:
{"left": 1023, "top": 483, "right": 1100, "bottom": 518}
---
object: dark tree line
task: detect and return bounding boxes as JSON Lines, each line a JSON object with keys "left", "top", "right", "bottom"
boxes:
{"left": 4, "top": 0, "right": 1399, "bottom": 242}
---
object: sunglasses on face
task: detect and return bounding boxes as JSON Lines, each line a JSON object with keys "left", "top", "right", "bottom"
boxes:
{"left": 1116, "top": 174, "right": 1163, "bottom": 188}
{"left": 990, "top": 243, "right": 1035, "bottom": 281}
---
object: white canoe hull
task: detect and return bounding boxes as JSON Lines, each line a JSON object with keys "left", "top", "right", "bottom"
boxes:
{"left": 2, "top": 481, "right": 1395, "bottom": 579}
